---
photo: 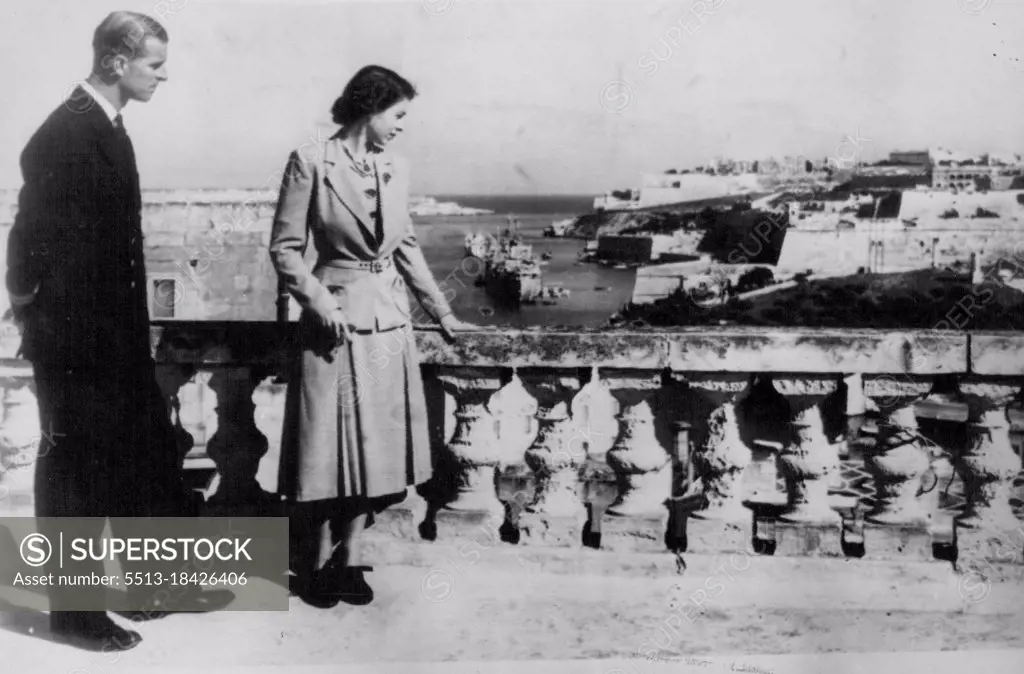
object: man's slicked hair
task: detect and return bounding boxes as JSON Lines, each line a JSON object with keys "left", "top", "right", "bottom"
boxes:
{"left": 92, "top": 11, "right": 168, "bottom": 76}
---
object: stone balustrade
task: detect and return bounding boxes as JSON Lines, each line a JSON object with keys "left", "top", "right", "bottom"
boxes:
{"left": 1, "top": 322, "right": 1022, "bottom": 574}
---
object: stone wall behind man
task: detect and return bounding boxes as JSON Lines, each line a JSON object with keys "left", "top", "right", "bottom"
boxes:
{"left": 0, "top": 189, "right": 288, "bottom": 321}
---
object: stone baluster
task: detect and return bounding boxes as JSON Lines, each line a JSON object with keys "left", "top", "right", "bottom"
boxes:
{"left": 489, "top": 373, "right": 536, "bottom": 468}
{"left": 684, "top": 374, "right": 754, "bottom": 551}
{"left": 955, "top": 382, "right": 1024, "bottom": 566}
{"left": 0, "top": 371, "right": 40, "bottom": 512}
{"left": 205, "top": 366, "right": 274, "bottom": 511}
{"left": 842, "top": 373, "right": 871, "bottom": 463}
{"left": 845, "top": 373, "right": 866, "bottom": 417}
{"left": 672, "top": 420, "right": 694, "bottom": 496}
{"left": 861, "top": 377, "right": 934, "bottom": 559}
{"left": 821, "top": 378, "right": 850, "bottom": 467}
{"left": 571, "top": 366, "right": 617, "bottom": 460}
{"left": 772, "top": 376, "right": 843, "bottom": 555}
{"left": 154, "top": 363, "right": 198, "bottom": 471}
{"left": 517, "top": 368, "right": 584, "bottom": 546}
{"left": 667, "top": 420, "right": 693, "bottom": 548}
{"left": 435, "top": 367, "right": 505, "bottom": 533}
{"left": 601, "top": 369, "right": 670, "bottom": 552}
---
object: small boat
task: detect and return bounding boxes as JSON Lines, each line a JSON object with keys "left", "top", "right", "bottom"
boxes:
{"left": 578, "top": 239, "right": 599, "bottom": 262}
{"left": 543, "top": 218, "right": 575, "bottom": 237}
{"left": 464, "top": 232, "right": 491, "bottom": 259}
{"left": 536, "top": 285, "right": 570, "bottom": 305}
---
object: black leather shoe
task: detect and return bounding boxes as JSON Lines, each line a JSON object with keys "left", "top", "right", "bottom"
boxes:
{"left": 331, "top": 565, "right": 374, "bottom": 606}
{"left": 297, "top": 580, "right": 342, "bottom": 609}
{"left": 50, "top": 612, "right": 143, "bottom": 652}
{"left": 294, "top": 567, "right": 342, "bottom": 609}
{"left": 300, "top": 565, "right": 374, "bottom": 608}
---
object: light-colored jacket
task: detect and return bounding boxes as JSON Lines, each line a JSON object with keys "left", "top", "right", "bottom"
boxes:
{"left": 269, "top": 133, "right": 451, "bottom": 331}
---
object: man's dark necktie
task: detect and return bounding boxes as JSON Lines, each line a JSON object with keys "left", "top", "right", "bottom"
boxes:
{"left": 113, "top": 114, "right": 129, "bottom": 140}
{"left": 111, "top": 114, "right": 133, "bottom": 159}
{"left": 111, "top": 113, "right": 139, "bottom": 199}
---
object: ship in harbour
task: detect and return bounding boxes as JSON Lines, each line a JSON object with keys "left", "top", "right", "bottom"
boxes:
{"left": 465, "top": 217, "right": 544, "bottom": 307}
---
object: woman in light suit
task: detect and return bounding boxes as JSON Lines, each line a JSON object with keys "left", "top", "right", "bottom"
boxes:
{"left": 270, "top": 65, "right": 476, "bottom": 607}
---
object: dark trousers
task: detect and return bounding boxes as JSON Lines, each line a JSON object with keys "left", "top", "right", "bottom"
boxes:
{"left": 32, "top": 360, "right": 195, "bottom": 614}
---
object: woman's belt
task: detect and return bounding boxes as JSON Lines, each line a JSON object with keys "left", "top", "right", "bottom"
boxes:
{"left": 318, "top": 257, "right": 394, "bottom": 274}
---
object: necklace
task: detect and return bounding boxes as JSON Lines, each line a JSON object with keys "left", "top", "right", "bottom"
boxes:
{"left": 342, "top": 144, "right": 374, "bottom": 178}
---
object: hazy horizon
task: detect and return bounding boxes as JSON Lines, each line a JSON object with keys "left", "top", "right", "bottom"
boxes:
{"left": 2, "top": 0, "right": 1023, "bottom": 195}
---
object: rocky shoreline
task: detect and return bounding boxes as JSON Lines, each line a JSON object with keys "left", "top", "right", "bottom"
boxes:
{"left": 611, "top": 268, "right": 1024, "bottom": 330}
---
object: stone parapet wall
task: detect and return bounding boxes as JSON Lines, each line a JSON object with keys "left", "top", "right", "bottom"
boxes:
{"left": 0, "top": 323, "right": 1021, "bottom": 575}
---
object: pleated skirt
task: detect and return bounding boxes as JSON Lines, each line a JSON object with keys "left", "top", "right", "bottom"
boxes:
{"left": 277, "top": 317, "right": 434, "bottom": 502}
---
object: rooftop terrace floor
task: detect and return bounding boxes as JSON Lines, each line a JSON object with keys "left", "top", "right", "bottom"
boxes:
{"left": 1, "top": 541, "right": 1023, "bottom": 673}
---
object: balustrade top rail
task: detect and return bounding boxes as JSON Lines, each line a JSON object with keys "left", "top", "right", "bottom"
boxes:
{"left": 1, "top": 321, "right": 1022, "bottom": 375}
{"left": 146, "top": 322, "right": 1024, "bottom": 376}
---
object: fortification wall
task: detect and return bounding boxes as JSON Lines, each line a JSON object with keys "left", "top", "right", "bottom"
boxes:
{"left": 0, "top": 189, "right": 283, "bottom": 321}
{"left": 776, "top": 222, "right": 1024, "bottom": 277}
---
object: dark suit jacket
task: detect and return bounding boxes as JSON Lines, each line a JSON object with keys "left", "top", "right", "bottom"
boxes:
{"left": 6, "top": 87, "right": 150, "bottom": 372}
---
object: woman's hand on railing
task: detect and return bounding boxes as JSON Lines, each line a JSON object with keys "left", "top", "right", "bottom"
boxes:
{"left": 439, "top": 314, "right": 483, "bottom": 341}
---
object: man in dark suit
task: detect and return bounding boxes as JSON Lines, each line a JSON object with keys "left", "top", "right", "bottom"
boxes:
{"left": 6, "top": 11, "right": 197, "bottom": 650}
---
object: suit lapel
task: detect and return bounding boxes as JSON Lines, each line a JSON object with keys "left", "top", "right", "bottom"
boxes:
{"left": 377, "top": 154, "right": 403, "bottom": 248}
{"left": 322, "top": 138, "right": 377, "bottom": 244}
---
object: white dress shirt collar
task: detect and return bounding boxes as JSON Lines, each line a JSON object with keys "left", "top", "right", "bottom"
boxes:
{"left": 78, "top": 81, "right": 120, "bottom": 125}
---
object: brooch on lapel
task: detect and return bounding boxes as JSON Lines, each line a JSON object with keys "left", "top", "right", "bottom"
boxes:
{"left": 378, "top": 157, "right": 394, "bottom": 186}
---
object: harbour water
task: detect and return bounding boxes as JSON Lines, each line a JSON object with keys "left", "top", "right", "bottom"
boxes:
{"left": 413, "top": 196, "right": 636, "bottom": 328}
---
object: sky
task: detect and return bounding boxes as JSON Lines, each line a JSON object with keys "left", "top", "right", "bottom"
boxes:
{"left": 1, "top": 0, "right": 1023, "bottom": 195}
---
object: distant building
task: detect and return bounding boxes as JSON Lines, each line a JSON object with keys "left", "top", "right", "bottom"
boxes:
{"left": 845, "top": 173, "right": 932, "bottom": 190}
{"left": 932, "top": 164, "right": 993, "bottom": 190}
{"left": 930, "top": 147, "right": 981, "bottom": 166}
{"left": 787, "top": 193, "right": 873, "bottom": 223}
{"left": 989, "top": 153, "right": 1024, "bottom": 166}
{"left": 992, "top": 166, "right": 1024, "bottom": 190}
{"left": 889, "top": 150, "right": 931, "bottom": 166}
{"left": 926, "top": 146, "right": 1024, "bottom": 190}
{"left": 632, "top": 172, "right": 769, "bottom": 208}
{"left": 593, "top": 189, "right": 641, "bottom": 211}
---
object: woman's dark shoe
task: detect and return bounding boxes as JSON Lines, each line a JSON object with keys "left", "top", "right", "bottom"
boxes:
{"left": 334, "top": 566, "right": 374, "bottom": 606}
{"left": 290, "top": 569, "right": 340, "bottom": 609}
{"left": 300, "top": 565, "right": 374, "bottom": 608}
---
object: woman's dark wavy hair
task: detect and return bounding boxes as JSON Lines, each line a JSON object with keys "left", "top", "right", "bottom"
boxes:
{"left": 331, "top": 65, "right": 417, "bottom": 127}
